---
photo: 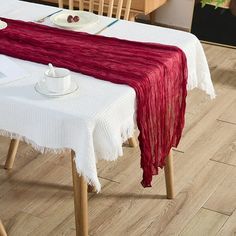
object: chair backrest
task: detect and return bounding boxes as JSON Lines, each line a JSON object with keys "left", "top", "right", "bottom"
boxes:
{"left": 59, "top": 0, "right": 132, "bottom": 20}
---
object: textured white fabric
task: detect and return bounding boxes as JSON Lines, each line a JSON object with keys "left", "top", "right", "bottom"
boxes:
{"left": 0, "top": 55, "right": 30, "bottom": 85}
{"left": 0, "top": 58, "right": 136, "bottom": 191}
{"left": 0, "top": 1, "right": 215, "bottom": 191}
{"left": 0, "top": 0, "right": 59, "bottom": 22}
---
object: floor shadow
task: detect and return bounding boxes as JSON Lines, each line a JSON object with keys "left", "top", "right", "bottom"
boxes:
{"left": 3, "top": 177, "right": 73, "bottom": 191}
{"left": 1, "top": 176, "right": 167, "bottom": 200}
{"left": 211, "top": 67, "right": 236, "bottom": 89}
{"left": 92, "top": 192, "right": 167, "bottom": 200}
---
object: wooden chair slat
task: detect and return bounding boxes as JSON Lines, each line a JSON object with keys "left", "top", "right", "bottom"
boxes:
{"left": 60, "top": 0, "right": 132, "bottom": 20}
{"left": 107, "top": 0, "right": 114, "bottom": 17}
{"left": 58, "top": 0, "right": 63, "bottom": 8}
{"left": 89, "top": 0, "right": 94, "bottom": 12}
{"left": 124, "top": 0, "right": 132, "bottom": 20}
{"left": 69, "top": 0, "right": 74, "bottom": 10}
{"left": 98, "top": 0, "right": 104, "bottom": 15}
{"left": 79, "top": 0, "right": 84, "bottom": 10}
{"left": 116, "top": 0, "right": 123, "bottom": 19}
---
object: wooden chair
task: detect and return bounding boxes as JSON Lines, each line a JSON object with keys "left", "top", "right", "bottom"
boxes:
{"left": 0, "top": 220, "right": 7, "bottom": 236}
{"left": 58, "top": 0, "right": 132, "bottom": 20}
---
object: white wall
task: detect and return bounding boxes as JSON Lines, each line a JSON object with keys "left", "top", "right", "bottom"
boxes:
{"left": 151, "top": 0, "right": 195, "bottom": 31}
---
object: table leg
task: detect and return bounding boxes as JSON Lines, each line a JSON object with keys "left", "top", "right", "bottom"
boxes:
{"left": 4, "top": 139, "right": 20, "bottom": 170}
{"left": 128, "top": 137, "right": 138, "bottom": 148}
{"left": 149, "top": 11, "right": 156, "bottom": 25}
{"left": 0, "top": 220, "right": 7, "bottom": 236}
{"left": 71, "top": 151, "right": 88, "bottom": 236}
{"left": 129, "top": 12, "right": 137, "bottom": 22}
{"left": 164, "top": 149, "right": 174, "bottom": 199}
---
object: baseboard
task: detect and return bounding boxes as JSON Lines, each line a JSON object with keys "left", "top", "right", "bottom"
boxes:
{"left": 136, "top": 17, "right": 190, "bottom": 32}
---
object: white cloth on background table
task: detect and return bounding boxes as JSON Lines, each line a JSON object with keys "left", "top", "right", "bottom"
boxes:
{"left": 0, "top": 1, "right": 116, "bottom": 35}
{"left": 0, "top": 0, "right": 59, "bottom": 22}
{"left": 0, "top": 1, "right": 215, "bottom": 191}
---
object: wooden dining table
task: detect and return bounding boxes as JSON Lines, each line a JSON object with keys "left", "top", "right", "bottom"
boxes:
{"left": 0, "top": 1, "right": 215, "bottom": 235}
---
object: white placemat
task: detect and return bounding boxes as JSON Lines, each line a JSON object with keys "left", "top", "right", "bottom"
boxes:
{"left": 0, "top": 55, "right": 30, "bottom": 85}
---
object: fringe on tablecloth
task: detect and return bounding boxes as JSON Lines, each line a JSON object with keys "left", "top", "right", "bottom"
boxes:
{"left": 0, "top": 117, "right": 136, "bottom": 192}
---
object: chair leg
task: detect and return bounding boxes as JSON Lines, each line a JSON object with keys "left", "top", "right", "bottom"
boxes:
{"left": 0, "top": 220, "right": 7, "bottom": 236}
{"left": 128, "top": 137, "right": 138, "bottom": 148}
{"left": 4, "top": 139, "right": 20, "bottom": 170}
{"left": 164, "top": 149, "right": 174, "bottom": 199}
{"left": 71, "top": 151, "right": 88, "bottom": 236}
{"left": 149, "top": 11, "right": 156, "bottom": 25}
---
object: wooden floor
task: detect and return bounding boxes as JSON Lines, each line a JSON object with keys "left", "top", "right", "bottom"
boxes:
{"left": 0, "top": 43, "right": 235, "bottom": 236}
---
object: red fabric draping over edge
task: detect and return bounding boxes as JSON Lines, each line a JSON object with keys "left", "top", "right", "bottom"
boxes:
{"left": 0, "top": 18, "right": 188, "bottom": 187}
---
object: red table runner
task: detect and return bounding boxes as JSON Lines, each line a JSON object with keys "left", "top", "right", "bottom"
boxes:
{"left": 0, "top": 18, "right": 187, "bottom": 187}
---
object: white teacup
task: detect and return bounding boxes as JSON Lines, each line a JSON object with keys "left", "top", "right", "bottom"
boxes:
{"left": 44, "top": 68, "right": 71, "bottom": 93}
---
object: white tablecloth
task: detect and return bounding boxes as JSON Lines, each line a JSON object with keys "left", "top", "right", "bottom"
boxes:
{"left": 0, "top": 1, "right": 215, "bottom": 191}
{"left": 0, "top": 0, "right": 115, "bottom": 34}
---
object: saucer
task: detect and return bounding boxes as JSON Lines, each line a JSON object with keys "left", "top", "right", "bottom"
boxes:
{"left": 0, "top": 20, "right": 7, "bottom": 30}
{"left": 35, "top": 79, "right": 79, "bottom": 97}
{"left": 50, "top": 11, "right": 98, "bottom": 29}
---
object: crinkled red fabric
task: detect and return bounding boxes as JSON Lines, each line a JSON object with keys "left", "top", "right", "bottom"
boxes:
{"left": 0, "top": 18, "right": 188, "bottom": 187}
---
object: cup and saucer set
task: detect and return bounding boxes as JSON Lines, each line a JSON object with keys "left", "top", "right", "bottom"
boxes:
{"left": 35, "top": 65, "right": 79, "bottom": 98}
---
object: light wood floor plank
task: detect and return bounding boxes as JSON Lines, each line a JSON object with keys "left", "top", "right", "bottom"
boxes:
{"left": 0, "top": 155, "right": 71, "bottom": 221}
{"left": 180, "top": 208, "right": 228, "bottom": 236}
{"left": 0, "top": 151, "right": 51, "bottom": 198}
{"left": 217, "top": 209, "right": 236, "bottom": 236}
{"left": 87, "top": 120, "right": 236, "bottom": 235}
{"left": 137, "top": 162, "right": 231, "bottom": 236}
{"left": 6, "top": 211, "right": 42, "bottom": 236}
{"left": 29, "top": 194, "right": 74, "bottom": 236}
{"left": 49, "top": 213, "right": 76, "bottom": 236}
{"left": 210, "top": 126, "right": 236, "bottom": 166}
{"left": 203, "top": 44, "right": 236, "bottom": 85}
{"left": 91, "top": 121, "right": 236, "bottom": 235}
{"left": 204, "top": 167, "right": 236, "bottom": 216}
{"left": 178, "top": 91, "right": 236, "bottom": 152}
{"left": 218, "top": 99, "right": 236, "bottom": 125}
